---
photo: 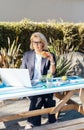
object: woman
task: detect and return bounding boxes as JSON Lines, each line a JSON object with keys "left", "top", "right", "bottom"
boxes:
{"left": 21, "top": 32, "right": 56, "bottom": 129}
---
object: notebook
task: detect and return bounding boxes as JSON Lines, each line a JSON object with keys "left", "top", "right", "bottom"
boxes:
{"left": 0, "top": 68, "right": 32, "bottom": 88}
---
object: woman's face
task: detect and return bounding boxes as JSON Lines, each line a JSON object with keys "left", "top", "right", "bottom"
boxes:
{"left": 32, "top": 37, "right": 44, "bottom": 53}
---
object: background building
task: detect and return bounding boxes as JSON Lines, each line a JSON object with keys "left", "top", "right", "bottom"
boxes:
{"left": 0, "top": 0, "right": 84, "bottom": 23}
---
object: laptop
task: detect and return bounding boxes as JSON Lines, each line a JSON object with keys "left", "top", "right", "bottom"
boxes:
{"left": 0, "top": 68, "right": 32, "bottom": 88}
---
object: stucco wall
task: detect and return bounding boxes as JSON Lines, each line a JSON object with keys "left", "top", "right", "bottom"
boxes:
{"left": 0, "top": 0, "right": 84, "bottom": 22}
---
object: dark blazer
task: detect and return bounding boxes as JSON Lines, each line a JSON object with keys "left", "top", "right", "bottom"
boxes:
{"left": 21, "top": 50, "right": 56, "bottom": 79}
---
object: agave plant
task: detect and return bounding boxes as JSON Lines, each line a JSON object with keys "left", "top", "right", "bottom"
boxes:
{"left": 48, "top": 45, "right": 72, "bottom": 77}
{"left": 56, "top": 56, "right": 72, "bottom": 77}
{"left": 0, "top": 37, "right": 22, "bottom": 68}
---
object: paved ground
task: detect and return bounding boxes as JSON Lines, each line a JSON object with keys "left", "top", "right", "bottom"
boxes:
{"left": 0, "top": 94, "right": 84, "bottom": 130}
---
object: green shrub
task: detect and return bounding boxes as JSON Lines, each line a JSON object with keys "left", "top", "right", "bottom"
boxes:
{"left": 0, "top": 19, "right": 84, "bottom": 54}
{"left": 0, "top": 37, "right": 22, "bottom": 68}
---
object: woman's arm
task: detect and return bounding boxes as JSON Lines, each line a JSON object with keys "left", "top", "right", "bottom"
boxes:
{"left": 49, "top": 53, "right": 56, "bottom": 75}
{"left": 44, "top": 51, "right": 56, "bottom": 75}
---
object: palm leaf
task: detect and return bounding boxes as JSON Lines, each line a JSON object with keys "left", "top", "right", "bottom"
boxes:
{"left": 0, "top": 37, "right": 22, "bottom": 68}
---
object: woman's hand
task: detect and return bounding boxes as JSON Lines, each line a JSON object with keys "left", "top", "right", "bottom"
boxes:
{"left": 40, "top": 51, "right": 56, "bottom": 74}
{"left": 40, "top": 51, "right": 54, "bottom": 63}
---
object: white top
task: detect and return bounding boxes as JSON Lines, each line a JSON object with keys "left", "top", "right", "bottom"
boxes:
{"left": 33, "top": 53, "right": 42, "bottom": 80}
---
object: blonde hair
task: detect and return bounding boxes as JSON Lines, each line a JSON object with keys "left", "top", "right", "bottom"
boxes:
{"left": 30, "top": 32, "right": 48, "bottom": 50}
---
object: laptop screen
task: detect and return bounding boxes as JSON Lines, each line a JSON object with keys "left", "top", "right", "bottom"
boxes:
{"left": 0, "top": 68, "right": 32, "bottom": 88}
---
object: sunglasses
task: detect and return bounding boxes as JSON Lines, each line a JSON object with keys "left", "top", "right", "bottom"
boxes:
{"left": 32, "top": 41, "right": 42, "bottom": 44}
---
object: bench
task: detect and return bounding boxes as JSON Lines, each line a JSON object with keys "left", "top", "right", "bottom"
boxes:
{"left": 29, "top": 118, "right": 84, "bottom": 130}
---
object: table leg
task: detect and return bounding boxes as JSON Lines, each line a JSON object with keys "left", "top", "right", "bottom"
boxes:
{"left": 79, "top": 88, "right": 84, "bottom": 111}
{"left": 50, "top": 90, "right": 75, "bottom": 114}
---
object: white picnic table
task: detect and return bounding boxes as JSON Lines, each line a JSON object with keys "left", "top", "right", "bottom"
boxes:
{"left": 0, "top": 76, "right": 84, "bottom": 122}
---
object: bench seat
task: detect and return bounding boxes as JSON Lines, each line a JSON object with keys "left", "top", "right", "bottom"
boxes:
{"left": 30, "top": 118, "right": 84, "bottom": 130}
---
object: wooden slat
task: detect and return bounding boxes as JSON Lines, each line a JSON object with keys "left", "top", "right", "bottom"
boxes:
{"left": 30, "top": 118, "right": 84, "bottom": 130}
{"left": 0, "top": 107, "right": 54, "bottom": 122}
{"left": 0, "top": 89, "right": 84, "bottom": 123}
{"left": 55, "top": 104, "right": 75, "bottom": 119}
{"left": 60, "top": 104, "right": 75, "bottom": 111}
{"left": 0, "top": 104, "right": 75, "bottom": 122}
{"left": 55, "top": 92, "right": 79, "bottom": 105}
{"left": 47, "top": 118, "right": 84, "bottom": 130}
{"left": 55, "top": 91, "right": 84, "bottom": 115}
{"left": 79, "top": 88, "right": 84, "bottom": 111}
{"left": 50, "top": 90, "right": 75, "bottom": 114}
